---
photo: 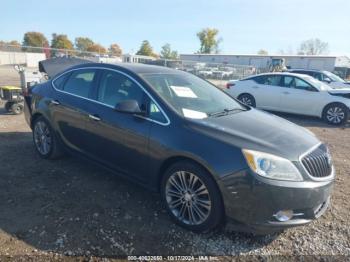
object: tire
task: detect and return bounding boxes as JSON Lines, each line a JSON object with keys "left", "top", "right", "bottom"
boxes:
{"left": 4, "top": 102, "right": 14, "bottom": 112}
{"left": 32, "top": 116, "right": 64, "bottom": 159}
{"left": 161, "top": 161, "right": 224, "bottom": 232}
{"left": 238, "top": 93, "right": 256, "bottom": 107}
{"left": 322, "top": 103, "right": 348, "bottom": 125}
{"left": 11, "top": 103, "right": 23, "bottom": 115}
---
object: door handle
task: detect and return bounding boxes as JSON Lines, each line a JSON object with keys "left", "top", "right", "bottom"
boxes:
{"left": 283, "top": 91, "right": 290, "bottom": 95}
{"left": 50, "top": 100, "right": 60, "bottom": 105}
{"left": 88, "top": 114, "right": 101, "bottom": 121}
{"left": 252, "top": 86, "right": 259, "bottom": 89}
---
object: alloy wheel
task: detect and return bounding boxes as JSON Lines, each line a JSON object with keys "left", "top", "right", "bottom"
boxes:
{"left": 34, "top": 120, "right": 52, "bottom": 155}
{"left": 165, "top": 171, "right": 212, "bottom": 225}
{"left": 240, "top": 95, "right": 254, "bottom": 106}
{"left": 326, "top": 106, "right": 345, "bottom": 124}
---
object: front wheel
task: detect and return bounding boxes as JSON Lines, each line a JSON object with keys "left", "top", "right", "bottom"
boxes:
{"left": 322, "top": 103, "right": 348, "bottom": 125}
{"left": 161, "top": 161, "right": 224, "bottom": 232}
{"left": 238, "top": 94, "right": 256, "bottom": 107}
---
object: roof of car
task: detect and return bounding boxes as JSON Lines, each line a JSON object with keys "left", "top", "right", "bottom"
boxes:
{"left": 247, "top": 72, "right": 311, "bottom": 78}
{"left": 288, "top": 69, "right": 327, "bottom": 73}
{"left": 68, "top": 62, "right": 178, "bottom": 75}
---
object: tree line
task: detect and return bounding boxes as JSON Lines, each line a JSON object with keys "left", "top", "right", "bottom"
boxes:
{"left": 0, "top": 32, "right": 180, "bottom": 59}
{"left": 0, "top": 30, "right": 330, "bottom": 59}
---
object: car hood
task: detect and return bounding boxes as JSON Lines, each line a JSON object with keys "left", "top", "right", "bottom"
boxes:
{"left": 191, "top": 109, "right": 320, "bottom": 161}
{"left": 328, "top": 88, "right": 350, "bottom": 94}
{"left": 329, "top": 82, "right": 350, "bottom": 89}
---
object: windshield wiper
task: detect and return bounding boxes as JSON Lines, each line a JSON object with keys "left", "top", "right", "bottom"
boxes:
{"left": 208, "top": 108, "right": 246, "bottom": 117}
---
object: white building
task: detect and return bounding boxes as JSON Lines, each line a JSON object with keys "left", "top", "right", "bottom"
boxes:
{"left": 179, "top": 54, "right": 343, "bottom": 72}
{"left": 122, "top": 54, "right": 156, "bottom": 64}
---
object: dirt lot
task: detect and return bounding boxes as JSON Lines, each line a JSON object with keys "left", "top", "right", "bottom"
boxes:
{"left": 0, "top": 67, "right": 349, "bottom": 259}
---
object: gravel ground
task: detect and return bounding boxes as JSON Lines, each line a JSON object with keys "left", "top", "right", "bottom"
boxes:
{"left": 0, "top": 67, "right": 349, "bottom": 259}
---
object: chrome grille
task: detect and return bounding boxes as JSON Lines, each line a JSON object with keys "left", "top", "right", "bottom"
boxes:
{"left": 301, "top": 144, "right": 332, "bottom": 178}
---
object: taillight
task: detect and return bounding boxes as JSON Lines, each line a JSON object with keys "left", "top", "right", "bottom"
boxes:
{"left": 226, "top": 82, "right": 235, "bottom": 89}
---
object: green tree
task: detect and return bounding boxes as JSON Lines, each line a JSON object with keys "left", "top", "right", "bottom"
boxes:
{"left": 160, "top": 43, "right": 178, "bottom": 59}
{"left": 298, "top": 38, "right": 329, "bottom": 55}
{"left": 136, "top": 40, "right": 158, "bottom": 57}
{"left": 257, "top": 49, "right": 268, "bottom": 55}
{"left": 51, "top": 34, "right": 74, "bottom": 56}
{"left": 196, "top": 28, "right": 221, "bottom": 54}
{"left": 109, "top": 43, "right": 122, "bottom": 57}
{"left": 87, "top": 43, "right": 107, "bottom": 54}
{"left": 22, "top": 32, "right": 48, "bottom": 52}
{"left": 75, "top": 37, "right": 94, "bottom": 53}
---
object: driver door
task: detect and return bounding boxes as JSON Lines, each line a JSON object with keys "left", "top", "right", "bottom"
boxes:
{"left": 280, "top": 76, "right": 321, "bottom": 116}
{"left": 83, "top": 69, "right": 151, "bottom": 182}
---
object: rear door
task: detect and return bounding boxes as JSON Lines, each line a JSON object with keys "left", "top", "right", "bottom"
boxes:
{"left": 252, "top": 75, "right": 283, "bottom": 110}
{"left": 280, "top": 76, "right": 321, "bottom": 116}
{"left": 51, "top": 69, "right": 98, "bottom": 153}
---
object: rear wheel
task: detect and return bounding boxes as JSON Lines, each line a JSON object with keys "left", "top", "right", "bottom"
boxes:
{"left": 322, "top": 103, "right": 348, "bottom": 125}
{"left": 161, "top": 161, "right": 224, "bottom": 232}
{"left": 11, "top": 103, "right": 23, "bottom": 115}
{"left": 238, "top": 94, "right": 256, "bottom": 107}
{"left": 33, "top": 116, "right": 64, "bottom": 159}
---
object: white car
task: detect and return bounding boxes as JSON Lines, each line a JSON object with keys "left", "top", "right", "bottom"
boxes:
{"left": 226, "top": 72, "right": 350, "bottom": 125}
{"left": 288, "top": 69, "right": 350, "bottom": 89}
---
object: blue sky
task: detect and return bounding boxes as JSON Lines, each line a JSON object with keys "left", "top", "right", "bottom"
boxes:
{"left": 1, "top": 0, "right": 349, "bottom": 55}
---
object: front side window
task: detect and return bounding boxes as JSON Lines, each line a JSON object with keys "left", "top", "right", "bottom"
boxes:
{"left": 313, "top": 73, "right": 323, "bottom": 81}
{"left": 282, "top": 76, "right": 294, "bottom": 88}
{"left": 149, "top": 100, "right": 167, "bottom": 123}
{"left": 97, "top": 70, "right": 145, "bottom": 108}
{"left": 62, "top": 69, "right": 97, "bottom": 98}
{"left": 142, "top": 72, "right": 244, "bottom": 119}
{"left": 294, "top": 77, "right": 315, "bottom": 91}
{"left": 324, "top": 71, "right": 345, "bottom": 83}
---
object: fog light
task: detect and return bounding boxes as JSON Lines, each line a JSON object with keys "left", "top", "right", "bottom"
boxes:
{"left": 273, "top": 210, "right": 294, "bottom": 222}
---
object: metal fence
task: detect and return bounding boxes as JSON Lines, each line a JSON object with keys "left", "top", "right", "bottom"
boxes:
{"left": 0, "top": 44, "right": 259, "bottom": 88}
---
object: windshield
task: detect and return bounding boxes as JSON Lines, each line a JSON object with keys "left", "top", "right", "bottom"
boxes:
{"left": 142, "top": 72, "right": 245, "bottom": 119}
{"left": 304, "top": 75, "right": 332, "bottom": 91}
{"left": 324, "top": 71, "right": 345, "bottom": 83}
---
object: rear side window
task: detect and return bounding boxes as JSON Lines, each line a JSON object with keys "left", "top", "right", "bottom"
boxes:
{"left": 63, "top": 69, "right": 97, "bottom": 98}
{"left": 251, "top": 75, "right": 266, "bottom": 84}
{"left": 254, "top": 75, "right": 281, "bottom": 86}
{"left": 53, "top": 72, "right": 71, "bottom": 90}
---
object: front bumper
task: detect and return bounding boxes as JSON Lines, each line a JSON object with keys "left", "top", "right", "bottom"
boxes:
{"left": 218, "top": 169, "right": 334, "bottom": 234}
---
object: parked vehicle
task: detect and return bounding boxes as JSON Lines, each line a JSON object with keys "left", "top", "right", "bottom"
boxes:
{"left": 226, "top": 72, "right": 350, "bottom": 125}
{"left": 288, "top": 69, "right": 350, "bottom": 89}
{"left": 0, "top": 86, "right": 24, "bottom": 114}
{"left": 24, "top": 63, "right": 334, "bottom": 234}
{"left": 197, "top": 68, "right": 214, "bottom": 78}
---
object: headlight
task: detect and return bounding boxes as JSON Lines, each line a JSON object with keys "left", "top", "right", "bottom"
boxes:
{"left": 242, "top": 149, "right": 303, "bottom": 181}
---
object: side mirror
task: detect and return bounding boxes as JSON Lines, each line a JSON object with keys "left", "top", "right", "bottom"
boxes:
{"left": 114, "top": 99, "right": 145, "bottom": 115}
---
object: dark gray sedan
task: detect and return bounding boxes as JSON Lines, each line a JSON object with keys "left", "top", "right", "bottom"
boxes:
{"left": 24, "top": 63, "right": 334, "bottom": 234}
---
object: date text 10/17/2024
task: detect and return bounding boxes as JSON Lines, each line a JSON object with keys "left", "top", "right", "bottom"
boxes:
{"left": 128, "top": 256, "right": 220, "bottom": 261}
